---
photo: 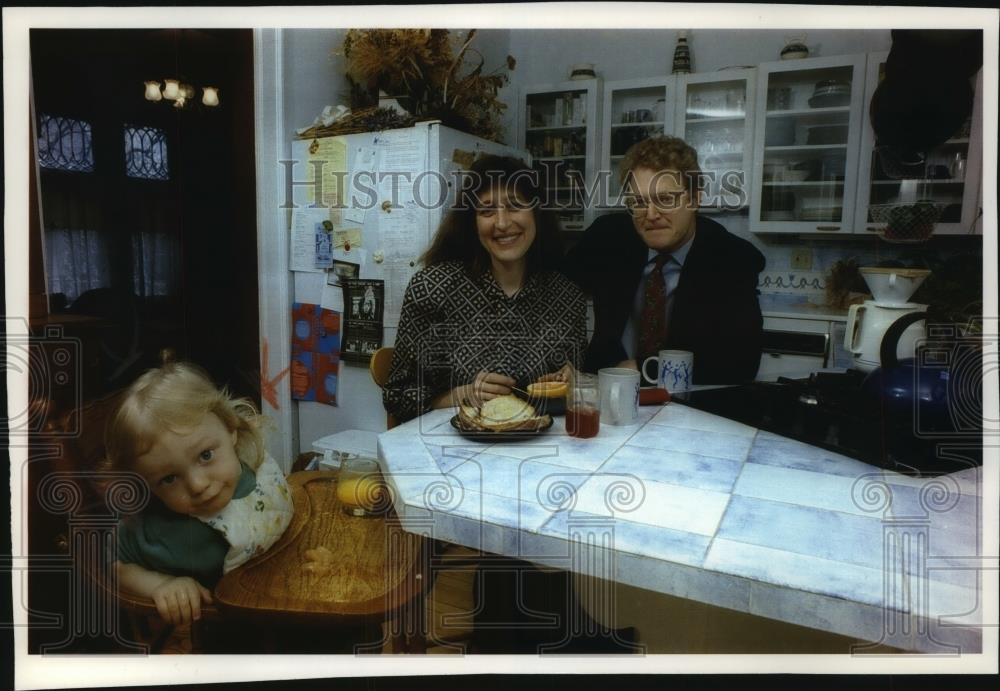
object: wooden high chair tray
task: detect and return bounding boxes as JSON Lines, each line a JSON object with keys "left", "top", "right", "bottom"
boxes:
{"left": 213, "top": 470, "right": 425, "bottom": 625}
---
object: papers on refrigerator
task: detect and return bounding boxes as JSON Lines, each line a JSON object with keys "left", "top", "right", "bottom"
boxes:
{"left": 376, "top": 130, "right": 426, "bottom": 207}
{"left": 340, "top": 279, "right": 385, "bottom": 364}
{"left": 344, "top": 145, "right": 377, "bottom": 224}
{"left": 290, "top": 207, "right": 331, "bottom": 272}
{"left": 303, "top": 137, "right": 347, "bottom": 209}
{"left": 378, "top": 202, "right": 424, "bottom": 261}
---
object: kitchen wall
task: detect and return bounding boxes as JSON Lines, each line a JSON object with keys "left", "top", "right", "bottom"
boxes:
{"left": 283, "top": 30, "right": 351, "bottom": 135}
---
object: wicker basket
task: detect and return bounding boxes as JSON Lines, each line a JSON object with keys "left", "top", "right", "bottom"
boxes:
{"left": 869, "top": 201, "right": 943, "bottom": 244}
{"left": 295, "top": 107, "right": 419, "bottom": 140}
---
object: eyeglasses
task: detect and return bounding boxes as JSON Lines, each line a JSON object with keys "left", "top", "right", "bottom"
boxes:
{"left": 624, "top": 190, "right": 689, "bottom": 218}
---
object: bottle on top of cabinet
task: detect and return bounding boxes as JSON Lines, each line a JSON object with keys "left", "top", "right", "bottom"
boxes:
{"left": 672, "top": 31, "right": 692, "bottom": 74}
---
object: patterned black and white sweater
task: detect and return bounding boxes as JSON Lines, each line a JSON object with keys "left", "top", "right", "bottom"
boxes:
{"left": 383, "top": 261, "right": 587, "bottom": 423}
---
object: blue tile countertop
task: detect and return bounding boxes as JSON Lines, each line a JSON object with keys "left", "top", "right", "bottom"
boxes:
{"left": 378, "top": 404, "right": 983, "bottom": 653}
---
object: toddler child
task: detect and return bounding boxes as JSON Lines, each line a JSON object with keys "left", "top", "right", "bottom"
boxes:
{"left": 100, "top": 361, "right": 293, "bottom": 626}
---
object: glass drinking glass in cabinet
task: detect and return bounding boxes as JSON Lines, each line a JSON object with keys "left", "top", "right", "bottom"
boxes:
{"left": 700, "top": 129, "right": 717, "bottom": 155}
{"left": 725, "top": 90, "right": 746, "bottom": 116}
{"left": 721, "top": 128, "right": 741, "bottom": 155}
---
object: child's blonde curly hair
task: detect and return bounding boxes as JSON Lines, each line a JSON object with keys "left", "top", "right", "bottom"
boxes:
{"left": 101, "top": 361, "right": 266, "bottom": 475}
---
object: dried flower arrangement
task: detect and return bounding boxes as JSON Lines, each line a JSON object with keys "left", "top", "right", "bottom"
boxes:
{"left": 824, "top": 257, "right": 866, "bottom": 309}
{"left": 337, "top": 29, "right": 515, "bottom": 143}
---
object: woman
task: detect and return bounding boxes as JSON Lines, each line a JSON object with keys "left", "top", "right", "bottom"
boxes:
{"left": 382, "top": 156, "right": 634, "bottom": 653}
{"left": 383, "top": 155, "right": 587, "bottom": 424}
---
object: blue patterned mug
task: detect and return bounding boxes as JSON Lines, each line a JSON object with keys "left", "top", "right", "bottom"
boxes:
{"left": 641, "top": 349, "right": 694, "bottom": 392}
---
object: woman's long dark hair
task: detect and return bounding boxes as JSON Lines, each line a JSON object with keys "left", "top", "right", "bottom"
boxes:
{"left": 420, "top": 155, "right": 564, "bottom": 277}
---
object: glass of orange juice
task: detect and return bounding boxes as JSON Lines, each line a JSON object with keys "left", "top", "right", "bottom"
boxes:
{"left": 336, "top": 458, "right": 386, "bottom": 517}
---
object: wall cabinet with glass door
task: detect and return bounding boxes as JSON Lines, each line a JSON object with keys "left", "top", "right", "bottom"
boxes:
{"left": 599, "top": 77, "right": 674, "bottom": 210}
{"left": 517, "top": 79, "right": 601, "bottom": 231}
{"left": 674, "top": 68, "right": 757, "bottom": 213}
{"left": 853, "top": 53, "right": 983, "bottom": 240}
{"left": 749, "top": 54, "right": 867, "bottom": 234}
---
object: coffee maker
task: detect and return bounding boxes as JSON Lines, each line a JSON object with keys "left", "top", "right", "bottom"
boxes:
{"left": 844, "top": 267, "right": 930, "bottom": 372}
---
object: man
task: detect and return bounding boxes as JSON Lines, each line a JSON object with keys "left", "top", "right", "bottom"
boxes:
{"left": 565, "top": 136, "right": 765, "bottom": 384}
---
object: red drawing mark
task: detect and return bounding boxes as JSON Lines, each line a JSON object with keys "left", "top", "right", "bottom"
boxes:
{"left": 260, "top": 338, "right": 290, "bottom": 410}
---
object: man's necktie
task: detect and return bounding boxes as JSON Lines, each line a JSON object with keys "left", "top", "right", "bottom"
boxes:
{"left": 636, "top": 253, "right": 670, "bottom": 363}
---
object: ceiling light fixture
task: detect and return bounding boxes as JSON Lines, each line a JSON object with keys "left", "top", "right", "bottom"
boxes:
{"left": 144, "top": 79, "right": 219, "bottom": 108}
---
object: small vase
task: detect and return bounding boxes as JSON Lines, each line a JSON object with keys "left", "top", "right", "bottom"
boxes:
{"left": 672, "top": 31, "right": 691, "bottom": 74}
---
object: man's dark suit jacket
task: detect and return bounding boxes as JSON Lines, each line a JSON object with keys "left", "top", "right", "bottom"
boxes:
{"left": 563, "top": 212, "right": 766, "bottom": 384}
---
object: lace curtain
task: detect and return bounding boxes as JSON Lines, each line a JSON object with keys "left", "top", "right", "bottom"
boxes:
{"left": 44, "top": 228, "right": 111, "bottom": 302}
{"left": 132, "top": 230, "right": 178, "bottom": 298}
{"left": 38, "top": 115, "right": 179, "bottom": 304}
{"left": 124, "top": 167, "right": 179, "bottom": 299}
{"left": 39, "top": 170, "right": 110, "bottom": 303}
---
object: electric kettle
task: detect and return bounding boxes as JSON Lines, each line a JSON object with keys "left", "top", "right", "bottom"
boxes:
{"left": 845, "top": 301, "right": 927, "bottom": 372}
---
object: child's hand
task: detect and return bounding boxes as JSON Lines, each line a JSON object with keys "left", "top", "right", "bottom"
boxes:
{"left": 151, "top": 576, "right": 213, "bottom": 625}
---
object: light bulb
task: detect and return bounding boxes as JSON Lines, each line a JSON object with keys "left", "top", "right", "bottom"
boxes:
{"left": 144, "top": 81, "right": 162, "bottom": 101}
{"left": 163, "top": 79, "right": 180, "bottom": 100}
{"left": 202, "top": 86, "right": 219, "bottom": 107}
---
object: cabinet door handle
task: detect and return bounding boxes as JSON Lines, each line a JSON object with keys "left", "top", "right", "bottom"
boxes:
{"left": 815, "top": 225, "right": 840, "bottom": 231}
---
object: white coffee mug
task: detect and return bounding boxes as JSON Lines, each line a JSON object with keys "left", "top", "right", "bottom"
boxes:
{"left": 598, "top": 367, "right": 641, "bottom": 426}
{"left": 641, "top": 350, "right": 694, "bottom": 392}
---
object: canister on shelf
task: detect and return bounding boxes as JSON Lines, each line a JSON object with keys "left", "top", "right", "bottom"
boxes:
{"left": 653, "top": 98, "right": 665, "bottom": 123}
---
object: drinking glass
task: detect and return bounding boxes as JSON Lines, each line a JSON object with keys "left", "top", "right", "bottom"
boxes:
{"left": 566, "top": 372, "right": 600, "bottom": 438}
{"left": 702, "top": 129, "right": 717, "bottom": 156}
{"left": 336, "top": 458, "right": 387, "bottom": 517}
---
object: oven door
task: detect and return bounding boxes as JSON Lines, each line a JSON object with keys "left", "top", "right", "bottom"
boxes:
{"left": 756, "top": 330, "right": 830, "bottom": 381}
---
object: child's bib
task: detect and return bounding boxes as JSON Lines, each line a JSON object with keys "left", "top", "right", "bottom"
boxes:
{"left": 195, "top": 454, "right": 294, "bottom": 573}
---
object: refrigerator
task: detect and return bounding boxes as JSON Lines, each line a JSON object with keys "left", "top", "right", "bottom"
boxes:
{"left": 278, "top": 122, "right": 527, "bottom": 455}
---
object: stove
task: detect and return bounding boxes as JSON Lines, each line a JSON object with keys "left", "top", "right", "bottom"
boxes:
{"left": 671, "top": 371, "right": 982, "bottom": 476}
